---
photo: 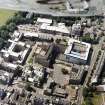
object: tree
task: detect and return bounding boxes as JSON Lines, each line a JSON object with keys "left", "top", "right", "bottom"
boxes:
{"left": 88, "top": 86, "right": 96, "bottom": 92}
{"left": 0, "top": 11, "right": 32, "bottom": 51}
{"left": 0, "top": 25, "right": 7, "bottom": 30}
{"left": 0, "top": 30, "right": 10, "bottom": 40}
{"left": 6, "top": 18, "right": 14, "bottom": 25}
{"left": 25, "top": 83, "right": 32, "bottom": 91}
{"left": 83, "top": 87, "right": 89, "bottom": 98}
{"left": 55, "top": 39, "right": 61, "bottom": 44}
{"left": 83, "top": 86, "right": 96, "bottom": 105}
{"left": 82, "top": 35, "right": 92, "bottom": 43}
{"left": 72, "top": 103, "right": 77, "bottom": 105}
{"left": 0, "top": 38, "right": 4, "bottom": 49}
{"left": 6, "top": 22, "right": 16, "bottom": 32}
{"left": 15, "top": 11, "right": 28, "bottom": 17}
{"left": 102, "top": 72, "right": 105, "bottom": 77}
{"left": 85, "top": 98, "right": 93, "bottom": 105}
{"left": 61, "top": 68, "right": 69, "bottom": 75}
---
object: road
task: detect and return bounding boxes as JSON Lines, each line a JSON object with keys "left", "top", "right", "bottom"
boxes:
{"left": 0, "top": 0, "right": 104, "bottom": 17}
{"left": 85, "top": 36, "right": 105, "bottom": 86}
{"left": 102, "top": 93, "right": 105, "bottom": 105}
{"left": 77, "top": 36, "right": 105, "bottom": 105}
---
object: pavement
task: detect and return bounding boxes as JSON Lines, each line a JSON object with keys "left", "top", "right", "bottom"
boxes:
{"left": 101, "top": 93, "right": 105, "bottom": 105}
{"left": 84, "top": 36, "right": 105, "bottom": 86}
{"left": 77, "top": 36, "right": 105, "bottom": 105}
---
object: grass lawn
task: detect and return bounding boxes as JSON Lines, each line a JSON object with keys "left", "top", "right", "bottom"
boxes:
{"left": 82, "top": 93, "right": 103, "bottom": 105}
{"left": 92, "top": 93, "right": 103, "bottom": 105}
{"left": 0, "top": 9, "right": 16, "bottom": 25}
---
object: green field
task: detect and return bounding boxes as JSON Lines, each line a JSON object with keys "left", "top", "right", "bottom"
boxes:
{"left": 92, "top": 93, "right": 103, "bottom": 105}
{"left": 82, "top": 93, "right": 103, "bottom": 105}
{"left": 0, "top": 9, "right": 16, "bottom": 25}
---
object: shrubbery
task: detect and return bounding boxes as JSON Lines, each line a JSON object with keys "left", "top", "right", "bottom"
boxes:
{"left": 0, "top": 11, "right": 31, "bottom": 49}
{"left": 83, "top": 86, "right": 96, "bottom": 105}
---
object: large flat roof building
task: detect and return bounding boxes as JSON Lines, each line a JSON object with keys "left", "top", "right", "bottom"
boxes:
{"left": 69, "top": 65, "right": 85, "bottom": 84}
{"left": 64, "top": 38, "right": 91, "bottom": 64}
{"left": 40, "top": 23, "right": 70, "bottom": 35}
{"left": 35, "top": 42, "right": 60, "bottom": 68}
{"left": 37, "top": 18, "right": 52, "bottom": 25}
{"left": 0, "top": 57, "right": 18, "bottom": 73}
{"left": 1, "top": 40, "right": 31, "bottom": 65}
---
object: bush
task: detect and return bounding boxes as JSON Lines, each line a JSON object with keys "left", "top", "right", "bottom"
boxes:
{"left": 83, "top": 87, "right": 89, "bottom": 98}
{"left": 56, "top": 39, "right": 61, "bottom": 44}
{"left": 82, "top": 35, "right": 92, "bottom": 43}
{"left": 0, "top": 38, "right": 4, "bottom": 49}
{"left": 82, "top": 35, "right": 99, "bottom": 44}
{"left": 6, "top": 22, "right": 16, "bottom": 32}
{"left": 25, "top": 83, "right": 32, "bottom": 91}
{"left": 85, "top": 98, "right": 93, "bottom": 105}
{"left": 98, "top": 50, "right": 101, "bottom": 56}
{"left": 0, "top": 29, "right": 10, "bottom": 40}
{"left": 61, "top": 68, "right": 69, "bottom": 75}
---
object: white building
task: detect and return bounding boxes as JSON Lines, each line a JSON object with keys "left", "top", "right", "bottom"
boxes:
{"left": 0, "top": 57, "right": 18, "bottom": 72}
{"left": 40, "top": 23, "right": 70, "bottom": 36}
{"left": 1, "top": 40, "right": 31, "bottom": 65}
{"left": 12, "top": 31, "right": 23, "bottom": 41}
{"left": 23, "top": 65, "right": 44, "bottom": 84}
{"left": 71, "top": 23, "right": 81, "bottom": 36}
{"left": 64, "top": 38, "right": 91, "bottom": 64}
{"left": 83, "top": 1, "right": 89, "bottom": 10}
{"left": 23, "top": 32, "right": 39, "bottom": 38}
{"left": 66, "top": 0, "right": 89, "bottom": 13}
{"left": 37, "top": 18, "right": 52, "bottom": 25}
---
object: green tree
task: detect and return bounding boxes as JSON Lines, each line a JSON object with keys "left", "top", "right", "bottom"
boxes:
{"left": 6, "top": 22, "right": 16, "bottom": 32}
{"left": 85, "top": 98, "right": 93, "bottom": 105}
{"left": 0, "top": 38, "right": 4, "bottom": 49}
{"left": 0, "top": 25, "right": 7, "bottom": 30}
{"left": 25, "top": 83, "right": 32, "bottom": 91}
{"left": 82, "top": 35, "right": 92, "bottom": 43}
{"left": 0, "top": 30, "right": 9, "bottom": 40}
{"left": 83, "top": 87, "right": 89, "bottom": 98}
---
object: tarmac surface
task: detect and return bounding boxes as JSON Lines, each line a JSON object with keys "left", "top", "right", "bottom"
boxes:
{"left": 0, "top": 0, "right": 105, "bottom": 17}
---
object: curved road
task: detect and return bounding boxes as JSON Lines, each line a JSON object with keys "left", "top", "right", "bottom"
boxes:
{"left": 0, "top": 0, "right": 104, "bottom": 17}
